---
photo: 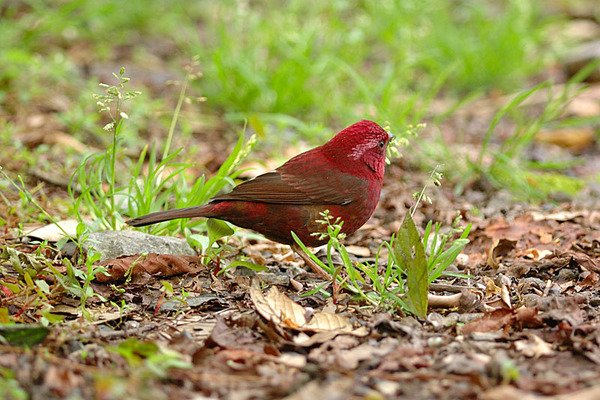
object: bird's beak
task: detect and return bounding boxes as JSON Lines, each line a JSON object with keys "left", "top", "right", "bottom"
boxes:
{"left": 387, "top": 132, "right": 394, "bottom": 141}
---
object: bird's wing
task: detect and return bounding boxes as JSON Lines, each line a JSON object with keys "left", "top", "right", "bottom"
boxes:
{"left": 211, "top": 155, "right": 366, "bottom": 205}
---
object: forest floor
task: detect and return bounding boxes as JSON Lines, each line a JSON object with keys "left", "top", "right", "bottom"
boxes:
{"left": 1, "top": 3, "right": 600, "bottom": 399}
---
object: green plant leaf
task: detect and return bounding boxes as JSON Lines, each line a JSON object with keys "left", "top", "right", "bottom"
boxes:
{"left": 0, "top": 308, "right": 10, "bottom": 324}
{"left": 0, "top": 324, "right": 50, "bottom": 346}
{"left": 108, "top": 338, "right": 191, "bottom": 378}
{"left": 207, "top": 218, "right": 234, "bottom": 248}
{"left": 394, "top": 214, "right": 428, "bottom": 317}
{"left": 40, "top": 309, "right": 64, "bottom": 325}
{"left": 221, "top": 260, "right": 268, "bottom": 274}
{"left": 111, "top": 338, "right": 160, "bottom": 366}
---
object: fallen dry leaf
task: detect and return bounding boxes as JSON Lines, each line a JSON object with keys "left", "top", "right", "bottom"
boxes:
{"left": 514, "top": 334, "right": 554, "bottom": 358}
{"left": 522, "top": 248, "right": 553, "bottom": 261}
{"left": 23, "top": 219, "right": 79, "bottom": 242}
{"left": 96, "top": 254, "right": 204, "bottom": 283}
{"left": 500, "top": 284, "right": 512, "bottom": 309}
{"left": 293, "top": 331, "right": 340, "bottom": 347}
{"left": 577, "top": 271, "right": 599, "bottom": 289}
{"left": 484, "top": 277, "right": 502, "bottom": 298}
{"left": 44, "top": 365, "right": 84, "bottom": 398}
{"left": 302, "top": 312, "right": 354, "bottom": 332}
{"left": 535, "top": 128, "right": 595, "bottom": 153}
{"left": 487, "top": 238, "right": 517, "bottom": 268}
{"left": 204, "top": 314, "right": 263, "bottom": 350}
{"left": 250, "top": 284, "right": 308, "bottom": 329}
{"left": 460, "top": 309, "right": 513, "bottom": 335}
{"left": 250, "top": 282, "right": 368, "bottom": 340}
{"left": 460, "top": 307, "right": 543, "bottom": 335}
{"left": 484, "top": 217, "right": 532, "bottom": 241}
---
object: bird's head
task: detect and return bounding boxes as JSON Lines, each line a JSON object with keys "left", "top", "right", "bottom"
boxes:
{"left": 324, "top": 120, "right": 393, "bottom": 179}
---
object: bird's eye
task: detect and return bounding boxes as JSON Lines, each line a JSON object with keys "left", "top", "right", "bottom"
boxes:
{"left": 378, "top": 140, "right": 385, "bottom": 148}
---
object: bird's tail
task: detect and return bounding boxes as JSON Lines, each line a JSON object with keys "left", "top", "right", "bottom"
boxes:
{"left": 126, "top": 205, "right": 214, "bottom": 227}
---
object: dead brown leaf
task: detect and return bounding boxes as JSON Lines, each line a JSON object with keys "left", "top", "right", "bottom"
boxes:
{"left": 487, "top": 238, "right": 517, "bottom": 268}
{"left": 204, "top": 314, "right": 263, "bottom": 350}
{"left": 578, "top": 271, "right": 599, "bottom": 289}
{"left": 460, "top": 307, "right": 543, "bottom": 335}
{"left": 331, "top": 340, "right": 397, "bottom": 370}
{"left": 514, "top": 334, "right": 554, "bottom": 358}
{"left": 96, "top": 254, "right": 204, "bottom": 283}
{"left": 250, "top": 283, "right": 368, "bottom": 341}
{"left": 522, "top": 248, "right": 553, "bottom": 261}
{"left": 23, "top": 219, "right": 80, "bottom": 242}
{"left": 536, "top": 128, "right": 595, "bottom": 153}
{"left": 303, "top": 312, "right": 354, "bottom": 333}
{"left": 44, "top": 365, "right": 84, "bottom": 398}
{"left": 501, "top": 284, "right": 512, "bottom": 309}
{"left": 250, "top": 284, "right": 308, "bottom": 329}
{"left": 484, "top": 216, "right": 533, "bottom": 241}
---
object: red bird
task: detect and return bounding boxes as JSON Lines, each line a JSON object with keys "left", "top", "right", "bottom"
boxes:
{"left": 127, "top": 120, "right": 392, "bottom": 277}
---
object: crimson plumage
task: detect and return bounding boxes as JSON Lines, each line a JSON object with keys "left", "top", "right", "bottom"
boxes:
{"left": 127, "top": 120, "right": 392, "bottom": 247}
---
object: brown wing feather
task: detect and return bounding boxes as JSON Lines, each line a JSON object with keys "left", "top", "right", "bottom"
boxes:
{"left": 211, "top": 172, "right": 313, "bottom": 204}
{"left": 211, "top": 152, "right": 366, "bottom": 205}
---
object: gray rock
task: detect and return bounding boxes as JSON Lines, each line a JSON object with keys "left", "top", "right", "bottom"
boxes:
{"left": 83, "top": 230, "right": 196, "bottom": 261}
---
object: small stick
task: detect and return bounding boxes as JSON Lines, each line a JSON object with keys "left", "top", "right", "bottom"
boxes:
{"left": 429, "top": 283, "right": 473, "bottom": 293}
{"left": 291, "top": 243, "right": 331, "bottom": 280}
{"left": 428, "top": 293, "right": 463, "bottom": 308}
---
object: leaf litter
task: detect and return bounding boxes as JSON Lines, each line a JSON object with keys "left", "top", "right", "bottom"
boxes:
{"left": 2, "top": 31, "right": 600, "bottom": 400}
{"left": 2, "top": 141, "right": 600, "bottom": 399}
{"left": 3, "top": 186, "right": 599, "bottom": 399}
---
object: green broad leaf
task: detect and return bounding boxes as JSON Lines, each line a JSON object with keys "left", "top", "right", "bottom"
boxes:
{"left": 1, "top": 281, "right": 20, "bottom": 294}
{"left": 206, "top": 218, "right": 234, "bottom": 248}
{"left": 185, "top": 231, "right": 209, "bottom": 252}
{"left": 40, "top": 309, "right": 64, "bottom": 324}
{"left": 220, "top": 260, "right": 268, "bottom": 274}
{"left": 0, "top": 324, "right": 50, "bottom": 346}
{"left": 394, "top": 214, "right": 428, "bottom": 318}
{"left": 111, "top": 338, "right": 160, "bottom": 366}
{"left": 35, "top": 279, "right": 51, "bottom": 294}
{"left": 161, "top": 280, "right": 175, "bottom": 295}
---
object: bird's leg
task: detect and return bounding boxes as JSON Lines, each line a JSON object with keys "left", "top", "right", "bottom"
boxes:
{"left": 291, "top": 243, "right": 331, "bottom": 280}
